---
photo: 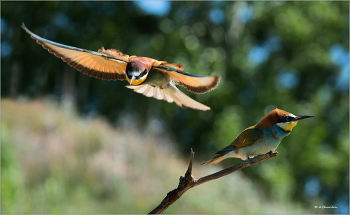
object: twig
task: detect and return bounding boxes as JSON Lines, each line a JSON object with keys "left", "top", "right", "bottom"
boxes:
{"left": 149, "top": 150, "right": 278, "bottom": 214}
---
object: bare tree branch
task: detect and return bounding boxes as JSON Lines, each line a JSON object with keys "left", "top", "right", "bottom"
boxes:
{"left": 149, "top": 149, "right": 278, "bottom": 214}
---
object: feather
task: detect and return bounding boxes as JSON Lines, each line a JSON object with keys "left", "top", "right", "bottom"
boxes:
{"left": 152, "top": 66, "right": 221, "bottom": 94}
{"left": 201, "top": 153, "right": 228, "bottom": 165}
{"left": 22, "top": 23, "right": 128, "bottom": 81}
{"left": 126, "top": 84, "right": 210, "bottom": 111}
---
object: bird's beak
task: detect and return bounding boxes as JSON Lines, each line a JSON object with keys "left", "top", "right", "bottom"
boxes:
{"left": 294, "top": 115, "right": 315, "bottom": 121}
{"left": 129, "top": 75, "right": 136, "bottom": 85}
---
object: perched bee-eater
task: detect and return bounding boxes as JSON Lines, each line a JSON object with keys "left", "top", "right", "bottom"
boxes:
{"left": 203, "top": 108, "right": 314, "bottom": 164}
{"left": 22, "top": 23, "right": 220, "bottom": 111}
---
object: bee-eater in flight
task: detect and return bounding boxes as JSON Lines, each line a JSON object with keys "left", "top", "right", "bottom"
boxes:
{"left": 202, "top": 108, "right": 314, "bottom": 164}
{"left": 22, "top": 23, "right": 220, "bottom": 111}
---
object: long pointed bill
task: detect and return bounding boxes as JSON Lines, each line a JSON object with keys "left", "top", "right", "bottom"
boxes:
{"left": 129, "top": 75, "right": 136, "bottom": 85}
{"left": 294, "top": 115, "right": 315, "bottom": 121}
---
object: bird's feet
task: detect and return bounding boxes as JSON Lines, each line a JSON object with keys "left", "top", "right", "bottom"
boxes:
{"left": 267, "top": 150, "right": 276, "bottom": 156}
{"left": 247, "top": 156, "right": 254, "bottom": 165}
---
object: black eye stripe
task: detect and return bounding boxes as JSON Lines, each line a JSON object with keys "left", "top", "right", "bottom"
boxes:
{"left": 277, "top": 116, "right": 295, "bottom": 123}
{"left": 126, "top": 70, "right": 148, "bottom": 79}
{"left": 140, "top": 69, "right": 147, "bottom": 76}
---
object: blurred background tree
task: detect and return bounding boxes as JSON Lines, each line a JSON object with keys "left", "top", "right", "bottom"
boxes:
{"left": 1, "top": 1, "right": 349, "bottom": 214}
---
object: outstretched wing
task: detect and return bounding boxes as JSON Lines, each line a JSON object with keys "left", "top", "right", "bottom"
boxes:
{"left": 214, "top": 127, "right": 263, "bottom": 154}
{"left": 126, "top": 83, "right": 210, "bottom": 111}
{"left": 152, "top": 63, "right": 221, "bottom": 94}
{"left": 22, "top": 23, "right": 129, "bottom": 81}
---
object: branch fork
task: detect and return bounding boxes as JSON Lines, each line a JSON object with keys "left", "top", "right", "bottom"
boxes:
{"left": 149, "top": 149, "right": 278, "bottom": 214}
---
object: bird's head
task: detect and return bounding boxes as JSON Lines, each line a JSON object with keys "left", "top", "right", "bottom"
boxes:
{"left": 126, "top": 61, "right": 150, "bottom": 85}
{"left": 276, "top": 113, "right": 315, "bottom": 132}
{"left": 257, "top": 108, "right": 314, "bottom": 132}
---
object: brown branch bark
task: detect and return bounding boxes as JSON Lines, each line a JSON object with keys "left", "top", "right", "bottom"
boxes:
{"left": 149, "top": 149, "right": 278, "bottom": 214}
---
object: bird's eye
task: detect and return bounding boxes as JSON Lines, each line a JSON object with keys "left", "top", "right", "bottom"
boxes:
{"left": 277, "top": 116, "right": 294, "bottom": 123}
{"left": 285, "top": 116, "right": 295, "bottom": 122}
{"left": 140, "top": 69, "right": 147, "bottom": 76}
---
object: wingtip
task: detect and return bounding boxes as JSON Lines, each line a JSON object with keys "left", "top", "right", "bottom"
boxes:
{"left": 21, "top": 22, "right": 32, "bottom": 35}
{"left": 200, "top": 106, "right": 210, "bottom": 111}
{"left": 21, "top": 22, "right": 27, "bottom": 30}
{"left": 185, "top": 75, "right": 221, "bottom": 94}
{"left": 211, "top": 75, "right": 221, "bottom": 90}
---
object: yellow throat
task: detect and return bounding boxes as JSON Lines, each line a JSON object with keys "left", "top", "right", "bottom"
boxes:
{"left": 126, "top": 74, "right": 148, "bottom": 86}
{"left": 276, "top": 121, "right": 298, "bottom": 132}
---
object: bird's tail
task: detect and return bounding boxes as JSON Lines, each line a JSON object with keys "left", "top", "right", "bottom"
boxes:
{"left": 126, "top": 83, "right": 210, "bottom": 111}
{"left": 164, "top": 83, "right": 210, "bottom": 111}
{"left": 201, "top": 153, "right": 229, "bottom": 165}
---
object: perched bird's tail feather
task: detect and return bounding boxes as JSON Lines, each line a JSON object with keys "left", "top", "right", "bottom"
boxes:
{"left": 201, "top": 153, "right": 228, "bottom": 165}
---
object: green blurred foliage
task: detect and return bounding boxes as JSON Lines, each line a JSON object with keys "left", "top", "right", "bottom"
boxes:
{"left": 1, "top": 1, "right": 349, "bottom": 214}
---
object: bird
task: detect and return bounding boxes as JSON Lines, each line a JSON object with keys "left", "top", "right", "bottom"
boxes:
{"left": 21, "top": 23, "right": 220, "bottom": 111}
{"left": 202, "top": 108, "right": 314, "bottom": 164}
